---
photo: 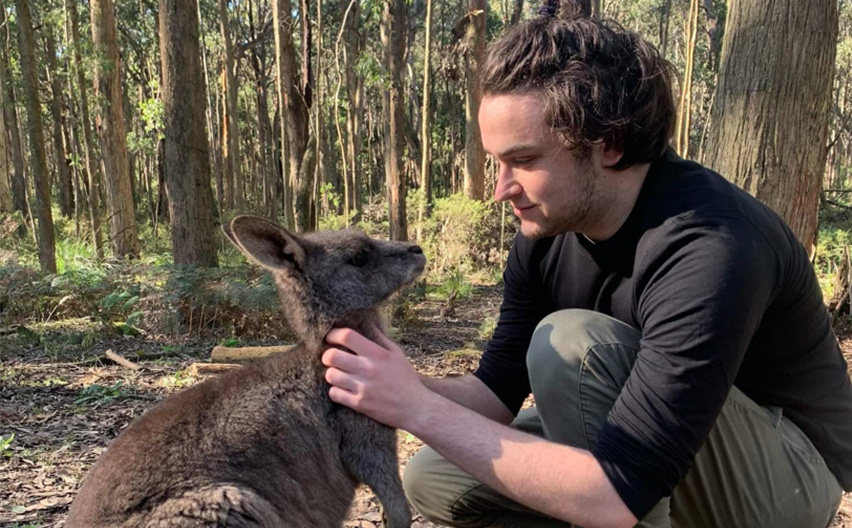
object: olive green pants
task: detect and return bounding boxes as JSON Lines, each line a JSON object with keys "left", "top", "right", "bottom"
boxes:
{"left": 403, "top": 310, "right": 843, "bottom": 528}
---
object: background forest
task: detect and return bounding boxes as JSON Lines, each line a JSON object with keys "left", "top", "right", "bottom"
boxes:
{"left": 1, "top": 0, "right": 851, "bottom": 525}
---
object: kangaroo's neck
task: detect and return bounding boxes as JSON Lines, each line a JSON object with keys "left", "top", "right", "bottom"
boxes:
{"left": 298, "top": 307, "right": 387, "bottom": 355}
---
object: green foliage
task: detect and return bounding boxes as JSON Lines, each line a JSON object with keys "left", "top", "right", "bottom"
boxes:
{"left": 478, "top": 314, "right": 498, "bottom": 341}
{"left": 318, "top": 182, "right": 358, "bottom": 230}
{"left": 432, "top": 268, "right": 473, "bottom": 300}
{"left": 219, "top": 337, "right": 240, "bottom": 347}
{"left": 160, "top": 369, "right": 195, "bottom": 389}
{"left": 0, "top": 433, "right": 14, "bottom": 457}
{"left": 74, "top": 382, "right": 127, "bottom": 407}
{"left": 410, "top": 191, "right": 508, "bottom": 279}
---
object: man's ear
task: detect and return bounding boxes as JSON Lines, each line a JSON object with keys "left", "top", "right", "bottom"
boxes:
{"left": 597, "top": 142, "right": 625, "bottom": 169}
{"left": 223, "top": 215, "right": 307, "bottom": 272}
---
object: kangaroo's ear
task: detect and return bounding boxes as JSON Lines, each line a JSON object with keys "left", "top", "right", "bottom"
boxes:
{"left": 224, "top": 215, "right": 307, "bottom": 272}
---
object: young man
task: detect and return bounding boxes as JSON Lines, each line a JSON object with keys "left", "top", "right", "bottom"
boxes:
{"left": 321, "top": 13, "right": 852, "bottom": 528}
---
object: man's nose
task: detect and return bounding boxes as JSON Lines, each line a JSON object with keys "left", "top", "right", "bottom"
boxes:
{"left": 494, "top": 167, "right": 521, "bottom": 202}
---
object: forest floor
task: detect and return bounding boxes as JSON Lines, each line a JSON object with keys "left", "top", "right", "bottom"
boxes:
{"left": 1, "top": 282, "right": 851, "bottom": 528}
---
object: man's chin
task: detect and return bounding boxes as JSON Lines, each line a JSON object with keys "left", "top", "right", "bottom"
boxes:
{"left": 519, "top": 221, "right": 551, "bottom": 241}
{"left": 520, "top": 219, "right": 572, "bottom": 240}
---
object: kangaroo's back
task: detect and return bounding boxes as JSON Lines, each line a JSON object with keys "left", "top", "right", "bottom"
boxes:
{"left": 66, "top": 216, "right": 425, "bottom": 528}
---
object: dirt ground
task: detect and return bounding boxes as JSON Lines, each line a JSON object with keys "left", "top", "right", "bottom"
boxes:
{"left": 1, "top": 284, "right": 850, "bottom": 527}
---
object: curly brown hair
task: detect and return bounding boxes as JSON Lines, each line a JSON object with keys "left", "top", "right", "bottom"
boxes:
{"left": 480, "top": 12, "right": 676, "bottom": 169}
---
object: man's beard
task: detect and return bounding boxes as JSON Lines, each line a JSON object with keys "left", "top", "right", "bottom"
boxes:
{"left": 520, "top": 174, "right": 596, "bottom": 241}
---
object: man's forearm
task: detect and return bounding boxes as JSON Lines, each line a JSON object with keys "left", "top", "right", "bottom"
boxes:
{"left": 405, "top": 391, "right": 637, "bottom": 528}
{"left": 421, "top": 374, "right": 514, "bottom": 424}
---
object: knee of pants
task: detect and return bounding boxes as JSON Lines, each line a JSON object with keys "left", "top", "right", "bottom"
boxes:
{"left": 402, "top": 446, "right": 465, "bottom": 527}
{"left": 526, "top": 309, "right": 601, "bottom": 386}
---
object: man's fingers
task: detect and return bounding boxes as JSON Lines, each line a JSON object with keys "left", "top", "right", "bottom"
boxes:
{"left": 328, "top": 386, "right": 359, "bottom": 409}
{"left": 326, "top": 327, "right": 386, "bottom": 358}
{"left": 322, "top": 347, "right": 365, "bottom": 372}
{"left": 325, "top": 367, "right": 360, "bottom": 392}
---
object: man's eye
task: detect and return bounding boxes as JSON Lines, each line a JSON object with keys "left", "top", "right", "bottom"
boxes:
{"left": 514, "top": 157, "right": 534, "bottom": 166}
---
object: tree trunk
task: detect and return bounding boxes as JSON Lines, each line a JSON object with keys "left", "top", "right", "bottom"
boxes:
{"left": 675, "top": 0, "right": 699, "bottom": 157}
{"left": 274, "top": 0, "right": 312, "bottom": 231}
{"left": 248, "top": 0, "right": 276, "bottom": 220}
{"left": 509, "top": 0, "right": 524, "bottom": 25}
{"left": 15, "top": 0, "right": 56, "bottom": 272}
{"left": 659, "top": 0, "right": 672, "bottom": 60}
{"left": 91, "top": 0, "right": 140, "bottom": 258}
{"left": 705, "top": 0, "right": 838, "bottom": 255}
{"left": 0, "top": 98, "right": 10, "bottom": 213}
{"left": 382, "top": 0, "right": 408, "bottom": 241}
{"left": 159, "top": 0, "right": 218, "bottom": 267}
{"left": 702, "top": 0, "right": 724, "bottom": 72}
{"left": 343, "top": 0, "right": 362, "bottom": 219}
{"left": 66, "top": 0, "right": 103, "bottom": 258}
{"left": 218, "top": 0, "right": 242, "bottom": 211}
{"left": 272, "top": 0, "right": 295, "bottom": 229}
{"left": 0, "top": 15, "right": 11, "bottom": 214}
{"left": 0, "top": 5, "right": 27, "bottom": 217}
{"left": 196, "top": 0, "right": 221, "bottom": 215}
{"left": 299, "top": 0, "right": 315, "bottom": 230}
{"left": 463, "top": 0, "right": 486, "bottom": 201}
{"left": 45, "top": 30, "right": 74, "bottom": 218}
{"left": 417, "top": 0, "right": 434, "bottom": 239}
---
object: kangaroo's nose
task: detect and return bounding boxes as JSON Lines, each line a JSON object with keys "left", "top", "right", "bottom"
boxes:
{"left": 409, "top": 245, "right": 423, "bottom": 254}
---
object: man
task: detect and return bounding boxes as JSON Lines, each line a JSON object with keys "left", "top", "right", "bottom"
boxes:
{"left": 322, "top": 12, "right": 852, "bottom": 528}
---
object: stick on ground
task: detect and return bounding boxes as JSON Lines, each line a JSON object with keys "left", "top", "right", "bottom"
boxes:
{"left": 104, "top": 349, "right": 141, "bottom": 371}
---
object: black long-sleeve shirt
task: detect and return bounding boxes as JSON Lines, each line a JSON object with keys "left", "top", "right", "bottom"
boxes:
{"left": 474, "top": 150, "right": 852, "bottom": 519}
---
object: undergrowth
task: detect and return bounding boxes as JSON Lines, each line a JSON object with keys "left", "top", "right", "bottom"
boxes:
{"left": 0, "top": 196, "right": 511, "bottom": 342}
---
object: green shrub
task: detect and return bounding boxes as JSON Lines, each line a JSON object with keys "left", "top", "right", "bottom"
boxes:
{"left": 411, "top": 191, "right": 511, "bottom": 279}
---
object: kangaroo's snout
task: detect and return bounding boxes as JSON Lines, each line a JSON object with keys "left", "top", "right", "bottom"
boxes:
{"left": 408, "top": 245, "right": 423, "bottom": 254}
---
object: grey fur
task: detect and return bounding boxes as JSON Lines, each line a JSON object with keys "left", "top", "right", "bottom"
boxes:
{"left": 66, "top": 215, "right": 425, "bottom": 528}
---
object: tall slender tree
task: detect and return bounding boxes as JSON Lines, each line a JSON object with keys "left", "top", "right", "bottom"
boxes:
{"left": 91, "top": 0, "right": 140, "bottom": 258}
{"left": 272, "top": 0, "right": 295, "bottom": 228}
{"left": 463, "top": 0, "right": 486, "bottom": 201}
{"left": 15, "top": 0, "right": 56, "bottom": 272}
{"left": 342, "top": 0, "right": 362, "bottom": 219}
{"left": 45, "top": 29, "right": 74, "bottom": 218}
{"left": 0, "top": 4, "right": 27, "bottom": 217}
{"left": 417, "top": 0, "right": 434, "bottom": 238}
{"left": 273, "top": 0, "right": 312, "bottom": 232}
{"left": 675, "top": 0, "right": 699, "bottom": 156}
{"left": 705, "top": 0, "right": 838, "bottom": 254}
{"left": 159, "top": 0, "right": 218, "bottom": 267}
{"left": 0, "top": 87, "right": 11, "bottom": 214}
{"left": 382, "top": 0, "right": 408, "bottom": 241}
{"left": 218, "top": 0, "right": 241, "bottom": 210}
{"left": 66, "top": 0, "right": 103, "bottom": 258}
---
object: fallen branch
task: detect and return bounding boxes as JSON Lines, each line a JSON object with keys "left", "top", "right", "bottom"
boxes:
{"left": 132, "top": 349, "right": 180, "bottom": 361}
{"left": 210, "top": 344, "right": 296, "bottom": 364}
{"left": 104, "top": 349, "right": 141, "bottom": 371}
{"left": 188, "top": 363, "right": 241, "bottom": 377}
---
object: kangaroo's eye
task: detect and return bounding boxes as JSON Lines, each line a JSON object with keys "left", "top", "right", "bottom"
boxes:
{"left": 348, "top": 250, "right": 369, "bottom": 267}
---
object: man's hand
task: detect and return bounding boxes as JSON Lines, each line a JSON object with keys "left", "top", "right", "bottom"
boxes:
{"left": 322, "top": 327, "right": 432, "bottom": 430}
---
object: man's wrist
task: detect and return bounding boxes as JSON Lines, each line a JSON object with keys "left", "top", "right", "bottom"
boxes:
{"left": 402, "top": 386, "right": 446, "bottom": 436}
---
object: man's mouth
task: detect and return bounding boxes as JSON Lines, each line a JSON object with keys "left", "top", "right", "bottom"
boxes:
{"left": 513, "top": 204, "right": 536, "bottom": 216}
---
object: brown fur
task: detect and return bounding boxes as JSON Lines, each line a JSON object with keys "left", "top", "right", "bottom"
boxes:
{"left": 66, "top": 215, "right": 425, "bottom": 528}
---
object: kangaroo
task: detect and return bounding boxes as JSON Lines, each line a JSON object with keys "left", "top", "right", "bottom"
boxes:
{"left": 65, "top": 215, "right": 424, "bottom": 528}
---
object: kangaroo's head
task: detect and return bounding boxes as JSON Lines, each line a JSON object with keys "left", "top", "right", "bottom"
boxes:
{"left": 223, "top": 215, "right": 426, "bottom": 344}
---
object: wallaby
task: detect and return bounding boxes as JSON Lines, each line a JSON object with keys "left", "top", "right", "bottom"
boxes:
{"left": 65, "top": 215, "right": 425, "bottom": 528}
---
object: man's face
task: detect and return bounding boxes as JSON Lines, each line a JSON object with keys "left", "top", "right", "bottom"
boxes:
{"left": 479, "top": 93, "right": 599, "bottom": 240}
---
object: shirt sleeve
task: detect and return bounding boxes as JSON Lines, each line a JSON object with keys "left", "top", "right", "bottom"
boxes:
{"left": 591, "top": 217, "right": 779, "bottom": 520}
{"left": 474, "top": 235, "right": 552, "bottom": 416}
